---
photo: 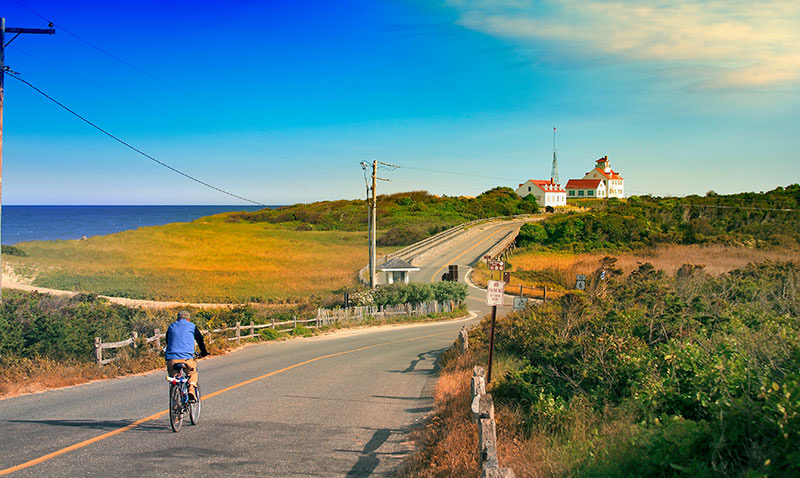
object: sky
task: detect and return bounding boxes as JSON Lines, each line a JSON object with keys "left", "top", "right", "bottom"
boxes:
{"left": 2, "top": 0, "right": 799, "bottom": 205}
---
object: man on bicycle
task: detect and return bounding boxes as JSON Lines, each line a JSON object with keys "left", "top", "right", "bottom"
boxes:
{"left": 165, "top": 310, "right": 208, "bottom": 402}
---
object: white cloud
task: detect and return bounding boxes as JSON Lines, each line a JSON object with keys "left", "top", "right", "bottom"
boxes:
{"left": 446, "top": 0, "right": 800, "bottom": 89}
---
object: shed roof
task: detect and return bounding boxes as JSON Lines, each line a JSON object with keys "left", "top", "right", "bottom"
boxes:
{"left": 378, "top": 257, "right": 420, "bottom": 272}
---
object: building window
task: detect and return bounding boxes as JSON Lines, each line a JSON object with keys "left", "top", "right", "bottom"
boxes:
{"left": 578, "top": 190, "right": 584, "bottom": 196}
{"left": 569, "top": 190, "right": 575, "bottom": 196}
{"left": 588, "top": 190, "right": 593, "bottom": 196}
{"left": 528, "top": 186, "right": 531, "bottom": 191}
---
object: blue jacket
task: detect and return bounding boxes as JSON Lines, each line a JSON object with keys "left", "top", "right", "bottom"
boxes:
{"left": 165, "top": 319, "right": 207, "bottom": 360}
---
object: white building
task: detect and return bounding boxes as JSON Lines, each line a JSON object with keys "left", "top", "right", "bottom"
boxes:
{"left": 515, "top": 179, "right": 567, "bottom": 208}
{"left": 565, "top": 178, "right": 606, "bottom": 199}
{"left": 582, "top": 156, "right": 624, "bottom": 198}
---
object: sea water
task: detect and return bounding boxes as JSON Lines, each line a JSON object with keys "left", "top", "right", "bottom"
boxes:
{"left": 1, "top": 205, "right": 268, "bottom": 245}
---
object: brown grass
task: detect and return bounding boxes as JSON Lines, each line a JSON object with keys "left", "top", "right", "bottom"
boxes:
{"left": 398, "top": 350, "right": 480, "bottom": 478}
{"left": 474, "top": 244, "right": 800, "bottom": 296}
{"left": 513, "top": 244, "right": 798, "bottom": 277}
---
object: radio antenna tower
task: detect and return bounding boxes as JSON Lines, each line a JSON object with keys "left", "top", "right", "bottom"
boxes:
{"left": 551, "top": 126, "right": 560, "bottom": 185}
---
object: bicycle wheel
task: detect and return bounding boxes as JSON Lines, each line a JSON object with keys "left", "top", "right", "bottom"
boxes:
{"left": 189, "top": 385, "right": 201, "bottom": 425}
{"left": 169, "top": 384, "right": 183, "bottom": 432}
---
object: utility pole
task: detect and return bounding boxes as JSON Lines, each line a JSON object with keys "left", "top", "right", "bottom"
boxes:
{"left": 361, "top": 160, "right": 395, "bottom": 289}
{"left": 370, "top": 160, "right": 377, "bottom": 289}
{"left": 0, "top": 18, "right": 55, "bottom": 301}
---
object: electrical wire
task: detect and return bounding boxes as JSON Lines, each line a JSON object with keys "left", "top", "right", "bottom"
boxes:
{"left": 6, "top": 71, "right": 267, "bottom": 206}
{"left": 6, "top": 45, "right": 292, "bottom": 158}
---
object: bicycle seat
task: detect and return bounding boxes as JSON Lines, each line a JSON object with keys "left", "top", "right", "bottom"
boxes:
{"left": 172, "top": 363, "right": 189, "bottom": 371}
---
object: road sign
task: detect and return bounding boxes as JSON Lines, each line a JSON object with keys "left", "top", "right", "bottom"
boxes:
{"left": 487, "top": 280, "right": 505, "bottom": 306}
{"left": 513, "top": 297, "right": 528, "bottom": 311}
{"left": 576, "top": 274, "right": 586, "bottom": 290}
{"left": 488, "top": 260, "right": 504, "bottom": 271}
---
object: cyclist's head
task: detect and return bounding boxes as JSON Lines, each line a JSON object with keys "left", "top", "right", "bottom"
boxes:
{"left": 177, "top": 310, "right": 191, "bottom": 321}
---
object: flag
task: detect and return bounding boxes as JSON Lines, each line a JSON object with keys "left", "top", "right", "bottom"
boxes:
{"left": 553, "top": 127, "right": 557, "bottom": 132}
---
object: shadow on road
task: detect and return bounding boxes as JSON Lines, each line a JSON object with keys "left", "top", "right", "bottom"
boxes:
{"left": 2, "top": 418, "right": 162, "bottom": 431}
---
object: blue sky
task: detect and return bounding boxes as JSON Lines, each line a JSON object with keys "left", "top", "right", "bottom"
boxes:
{"left": 3, "top": 0, "right": 799, "bottom": 205}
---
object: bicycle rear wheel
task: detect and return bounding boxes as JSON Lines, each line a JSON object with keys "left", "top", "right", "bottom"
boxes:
{"left": 169, "top": 384, "right": 183, "bottom": 432}
{"left": 189, "top": 385, "right": 201, "bottom": 425}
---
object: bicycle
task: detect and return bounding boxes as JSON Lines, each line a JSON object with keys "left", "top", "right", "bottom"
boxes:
{"left": 166, "top": 361, "right": 201, "bottom": 432}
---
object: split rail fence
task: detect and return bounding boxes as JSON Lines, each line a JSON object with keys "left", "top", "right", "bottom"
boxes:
{"left": 93, "top": 300, "right": 456, "bottom": 365}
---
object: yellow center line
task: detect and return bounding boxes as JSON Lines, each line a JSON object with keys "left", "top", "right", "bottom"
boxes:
{"left": 429, "top": 223, "right": 521, "bottom": 283}
{"left": 0, "top": 330, "right": 453, "bottom": 475}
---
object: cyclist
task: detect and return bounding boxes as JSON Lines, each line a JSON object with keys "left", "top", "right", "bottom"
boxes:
{"left": 165, "top": 310, "right": 208, "bottom": 402}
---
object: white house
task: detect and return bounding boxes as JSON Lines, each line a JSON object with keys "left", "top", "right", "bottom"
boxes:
{"left": 515, "top": 179, "right": 567, "bottom": 208}
{"left": 582, "top": 156, "right": 624, "bottom": 198}
{"left": 565, "top": 178, "right": 606, "bottom": 199}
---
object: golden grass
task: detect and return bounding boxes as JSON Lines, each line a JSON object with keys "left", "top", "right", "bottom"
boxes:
{"left": 399, "top": 351, "right": 480, "bottom": 478}
{"left": 513, "top": 244, "right": 798, "bottom": 277}
{"left": 7, "top": 217, "right": 391, "bottom": 302}
{"left": 474, "top": 244, "right": 800, "bottom": 296}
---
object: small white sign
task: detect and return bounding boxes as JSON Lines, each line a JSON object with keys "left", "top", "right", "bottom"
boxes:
{"left": 487, "top": 280, "right": 505, "bottom": 306}
{"left": 513, "top": 297, "right": 529, "bottom": 311}
{"left": 576, "top": 274, "right": 586, "bottom": 290}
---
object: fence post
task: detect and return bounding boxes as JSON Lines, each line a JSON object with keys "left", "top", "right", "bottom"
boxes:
{"left": 271, "top": 317, "right": 275, "bottom": 329}
{"left": 293, "top": 315, "right": 297, "bottom": 329}
{"left": 131, "top": 331, "right": 138, "bottom": 349}
{"left": 235, "top": 322, "right": 241, "bottom": 343}
{"left": 154, "top": 328, "right": 160, "bottom": 349}
{"left": 250, "top": 321, "right": 255, "bottom": 337}
{"left": 94, "top": 337, "right": 102, "bottom": 364}
{"left": 543, "top": 286, "right": 547, "bottom": 303}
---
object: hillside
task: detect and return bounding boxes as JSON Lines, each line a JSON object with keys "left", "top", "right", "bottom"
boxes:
{"left": 227, "top": 187, "right": 539, "bottom": 245}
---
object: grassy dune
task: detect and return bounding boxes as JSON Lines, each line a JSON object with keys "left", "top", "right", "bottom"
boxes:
{"left": 6, "top": 214, "right": 387, "bottom": 302}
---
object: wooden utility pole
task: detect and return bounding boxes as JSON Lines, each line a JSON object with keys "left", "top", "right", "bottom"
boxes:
{"left": 369, "top": 160, "right": 377, "bottom": 288}
{"left": 0, "top": 18, "right": 55, "bottom": 301}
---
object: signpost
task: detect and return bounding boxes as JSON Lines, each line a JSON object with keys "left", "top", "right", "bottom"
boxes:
{"left": 513, "top": 296, "right": 528, "bottom": 311}
{"left": 486, "top": 259, "right": 505, "bottom": 383}
{"left": 576, "top": 274, "right": 586, "bottom": 290}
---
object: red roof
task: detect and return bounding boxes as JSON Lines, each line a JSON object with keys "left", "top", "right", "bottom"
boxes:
{"left": 566, "top": 179, "right": 604, "bottom": 189}
{"left": 522, "top": 179, "right": 566, "bottom": 193}
{"left": 589, "top": 168, "right": 623, "bottom": 180}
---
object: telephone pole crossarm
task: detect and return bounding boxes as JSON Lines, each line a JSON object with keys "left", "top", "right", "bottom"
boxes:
{"left": 1, "top": 18, "right": 56, "bottom": 302}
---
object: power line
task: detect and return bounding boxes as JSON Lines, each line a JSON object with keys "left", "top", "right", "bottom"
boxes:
{"left": 6, "top": 71, "right": 266, "bottom": 206}
{"left": 7, "top": 45, "right": 276, "bottom": 155}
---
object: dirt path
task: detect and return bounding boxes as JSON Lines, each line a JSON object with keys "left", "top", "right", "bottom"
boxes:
{"left": 2, "top": 265, "right": 243, "bottom": 309}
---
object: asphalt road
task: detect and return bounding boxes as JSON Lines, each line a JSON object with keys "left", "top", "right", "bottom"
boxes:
{"left": 0, "top": 220, "right": 526, "bottom": 477}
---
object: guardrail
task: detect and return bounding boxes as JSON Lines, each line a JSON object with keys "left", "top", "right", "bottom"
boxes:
{"left": 93, "top": 300, "right": 457, "bottom": 364}
{"left": 360, "top": 214, "right": 537, "bottom": 285}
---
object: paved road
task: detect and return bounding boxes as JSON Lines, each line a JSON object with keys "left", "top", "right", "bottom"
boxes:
{"left": 0, "top": 220, "right": 527, "bottom": 477}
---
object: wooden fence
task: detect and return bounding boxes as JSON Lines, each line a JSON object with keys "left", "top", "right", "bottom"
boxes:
{"left": 93, "top": 300, "right": 455, "bottom": 364}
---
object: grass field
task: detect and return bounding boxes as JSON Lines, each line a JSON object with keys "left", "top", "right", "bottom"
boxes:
{"left": 473, "top": 244, "right": 799, "bottom": 292}
{"left": 5, "top": 213, "right": 392, "bottom": 302}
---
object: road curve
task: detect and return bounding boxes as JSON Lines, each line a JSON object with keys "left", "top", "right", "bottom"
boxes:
{"left": 0, "top": 221, "right": 526, "bottom": 477}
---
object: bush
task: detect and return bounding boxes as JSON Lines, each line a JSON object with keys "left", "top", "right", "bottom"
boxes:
{"left": 1, "top": 245, "right": 27, "bottom": 257}
{"left": 479, "top": 259, "right": 800, "bottom": 475}
{"left": 371, "top": 282, "right": 468, "bottom": 306}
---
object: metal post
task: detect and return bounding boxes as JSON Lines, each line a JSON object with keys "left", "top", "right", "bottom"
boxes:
{"left": 487, "top": 305, "right": 497, "bottom": 384}
{"left": 0, "top": 19, "right": 55, "bottom": 302}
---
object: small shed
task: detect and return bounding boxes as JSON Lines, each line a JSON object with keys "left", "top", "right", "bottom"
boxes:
{"left": 378, "top": 258, "right": 420, "bottom": 284}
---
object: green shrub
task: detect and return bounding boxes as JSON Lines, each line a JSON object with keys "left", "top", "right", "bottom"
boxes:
{"left": 1, "top": 245, "right": 27, "bottom": 257}
{"left": 480, "top": 259, "right": 800, "bottom": 475}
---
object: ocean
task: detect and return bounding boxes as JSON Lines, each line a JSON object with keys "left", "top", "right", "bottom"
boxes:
{"left": 1, "top": 205, "right": 268, "bottom": 245}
